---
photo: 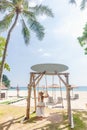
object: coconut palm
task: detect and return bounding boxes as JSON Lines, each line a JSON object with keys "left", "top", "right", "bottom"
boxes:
{"left": 70, "top": 0, "right": 87, "bottom": 54}
{"left": 78, "top": 23, "right": 87, "bottom": 54}
{"left": 0, "top": 37, "right": 10, "bottom": 72}
{"left": 0, "top": 0, "right": 54, "bottom": 83}
{"left": 69, "top": 0, "right": 87, "bottom": 9}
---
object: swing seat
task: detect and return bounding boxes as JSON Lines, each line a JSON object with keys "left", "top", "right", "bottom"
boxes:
{"left": 46, "top": 96, "right": 63, "bottom": 106}
{"left": 56, "top": 97, "right": 63, "bottom": 104}
{"left": 43, "top": 91, "right": 49, "bottom": 98}
{"left": 46, "top": 96, "right": 56, "bottom": 105}
{"left": 71, "top": 94, "right": 79, "bottom": 100}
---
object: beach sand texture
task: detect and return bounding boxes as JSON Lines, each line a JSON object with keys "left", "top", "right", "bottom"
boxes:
{"left": 5, "top": 90, "right": 87, "bottom": 110}
{"left": 0, "top": 90, "right": 87, "bottom": 130}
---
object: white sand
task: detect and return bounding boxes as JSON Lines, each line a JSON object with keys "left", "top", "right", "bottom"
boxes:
{"left": 4, "top": 90, "right": 87, "bottom": 110}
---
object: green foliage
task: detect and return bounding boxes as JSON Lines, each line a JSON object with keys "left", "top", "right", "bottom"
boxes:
{"left": 29, "top": 20, "right": 45, "bottom": 40}
{"left": 0, "top": 62, "right": 10, "bottom": 71}
{"left": 80, "top": 0, "right": 87, "bottom": 10}
{"left": 0, "top": 12, "right": 14, "bottom": 32}
{"left": 70, "top": 0, "right": 87, "bottom": 54}
{"left": 72, "top": 113, "right": 87, "bottom": 130}
{"left": 23, "top": 0, "right": 28, "bottom": 10}
{"left": 69, "top": 0, "right": 76, "bottom": 4}
{"left": 0, "top": 37, "right": 10, "bottom": 71}
{"left": 12, "top": 0, "right": 23, "bottom": 4}
{"left": 30, "top": 5, "right": 54, "bottom": 17}
{"left": 2, "top": 74, "right": 10, "bottom": 88}
{"left": 0, "top": 0, "right": 53, "bottom": 81}
{"left": 21, "top": 19, "right": 30, "bottom": 45}
{"left": 0, "top": 0, "right": 13, "bottom": 13}
{"left": 0, "top": 37, "right": 6, "bottom": 57}
{"left": 4, "top": 63, "right": 10, "bottom": 71}
{"left": 0, "top": 0, "right": 54, "bottom": 43}
{"left": 78, "top": 23, "right": 87, "bottom": 54}
{"left": 69, "top": 0, "right": 87, "bottom": 9}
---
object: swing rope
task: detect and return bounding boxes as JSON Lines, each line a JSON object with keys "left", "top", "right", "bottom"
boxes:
{"left": 43, "top": 74, "right": 49, "bottom": 98}
{"left": 51, "top": 75, "right": 64, "bottom": 107}
{"left": 52, "top": 75, "right": 54, "bottom": 97}
{"left": 59, "top": 78, "right": 64, "bottom": 108}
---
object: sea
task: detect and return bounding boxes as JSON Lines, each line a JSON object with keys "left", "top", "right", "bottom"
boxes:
{"left": 9, "top": 86, "right": 87, "bottom": 92}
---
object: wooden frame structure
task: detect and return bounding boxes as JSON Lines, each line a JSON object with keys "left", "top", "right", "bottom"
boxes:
{"left": 25, "top": 71, "right": 72, "bottom": 126}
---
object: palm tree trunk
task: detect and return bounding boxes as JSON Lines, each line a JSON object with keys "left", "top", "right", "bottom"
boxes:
{"left": 0, "top": 12, "right": 19, "bottom": 85}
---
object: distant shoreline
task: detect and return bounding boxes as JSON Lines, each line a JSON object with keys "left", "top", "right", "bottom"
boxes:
{"left": 9, "top": 86, "right": 87, "bottom": 91}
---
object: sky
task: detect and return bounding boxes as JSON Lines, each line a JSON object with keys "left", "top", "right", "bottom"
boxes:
{"left": 1, "top": 0, "right": 87, "bottom": 87}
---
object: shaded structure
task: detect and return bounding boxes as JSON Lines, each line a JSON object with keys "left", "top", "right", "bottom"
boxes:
{"left": 0, "top": 82, "right": 8, "bottom": 99}
{"left": 16, "top": 85, "right": 19, "bottom": 97}
{"left": 25, "top": 63, "right": 72, "bottom": 126}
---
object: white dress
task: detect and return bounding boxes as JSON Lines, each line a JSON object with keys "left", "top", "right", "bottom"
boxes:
{"left": 36, "top": 100, "right": 45, "bottom": 117}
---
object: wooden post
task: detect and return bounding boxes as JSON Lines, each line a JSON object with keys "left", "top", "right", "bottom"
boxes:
{"left": 33, "top": 73, "right": 44, "bottom": 111}
{"left": 26, "top": 73, "right": 33, "bottom": 119}
{"left": 65, "top": 74, "right": 71, "bottom": 126}
{"left": 32, "top": 74, "right": 37, "bottom": 112}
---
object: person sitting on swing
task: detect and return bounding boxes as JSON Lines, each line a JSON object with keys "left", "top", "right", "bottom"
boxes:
{"left": 36, "top": 91, "right": 45, "bottom": 118}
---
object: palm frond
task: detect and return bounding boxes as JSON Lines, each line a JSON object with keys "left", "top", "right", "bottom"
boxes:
{"left": 0, "top": 62, "right": 10, "bottom": 71}
{"left": 29, "top": 5, "right": 54, "bottom": 17}
{"left": 21, "top": 19, "right": 30, "bottom": 44}
{"left": 84, "top": 47, "right": 87, "bottom": 54}
{"left": 23, "top": 10, "right": 44, "bottom": 40}
{"left": 0, "top": 0, "right": 14, "bottom": 12}
{"left": 29, "top": 19, "right": 45, "bottom": 40}
{"left": 23, "top": 10, "right": 36, "bottom": 21}
{"left": 4, "top": 63, "right": 10, "bottom": 71}
{"left": 78, "top": 37, "right": 86, "bottom": 46}
{"left": 23, "top": 0, "right": 28, "bottom": 10}
{"left": 78, "top": 23, "right": 87, "bottom": 47}
{"left": 69, "top": 0, "right": 76, "bottom": 4}
{"left": 80, "top": 0, "right": 87, "bottom": 10}
{"left": 12, "top": 0, "right": 23, "bottom": 5}
{"left": 0, "top": 12, "right": 14, "bottom": 32}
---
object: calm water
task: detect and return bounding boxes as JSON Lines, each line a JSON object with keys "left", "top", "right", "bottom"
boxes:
{"left": 9, "top": 86, "right": 87, "bottom": 91}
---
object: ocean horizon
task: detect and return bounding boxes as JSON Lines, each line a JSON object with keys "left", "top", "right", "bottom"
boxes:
{"left": 9, "top": 86, "right": 87, "bottom": 91}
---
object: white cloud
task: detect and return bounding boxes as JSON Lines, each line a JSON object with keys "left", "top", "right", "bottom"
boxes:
{"left": 38, "top": 15, "right": 47, "bottom": 21}
{"left": 52, "top": 7, "right": 87, "bottom": 38}
{"left": 37, "top": 48, "right": 51, "bottom": 57}
{"left": 29, "top": 0, "right": 44, "bottom": 7}
{"left": 53, "top": 20, "right": 85, "bottom": 38}
{"left": 42, "top": 52, "right": 51, "bottom": 57}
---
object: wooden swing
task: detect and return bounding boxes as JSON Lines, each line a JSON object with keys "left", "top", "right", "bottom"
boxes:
{"left": 24, "top": 63, "right": 72, "bottom": 127}
{"left": 37, "top": 74, "right": 49, "bottom": 98}
{"left": 43, "top": 74, "right": 49, "bottom": 98}
{"left": 46, "top": 75, "right": 64, "bottom": 107}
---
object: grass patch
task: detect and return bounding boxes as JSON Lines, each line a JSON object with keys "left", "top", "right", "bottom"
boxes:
{"left": 0, "top": 105, "right": 87, "bottom": 130}
{"left": 39, "top": 112, "right": 87, "bottom": 130}
{"left": 0, "top": 100, "right": 12, "bottom": 104}
{"left": 0, "top": 111, "right": 4, "bottom": 116}
{"left": 0, "top": 97, "right": 26, "bottom": 105}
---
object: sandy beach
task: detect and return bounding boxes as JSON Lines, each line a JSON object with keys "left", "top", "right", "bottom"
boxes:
{"left": 0, "top": 90, "right": 87, "bottom": 130}
{"left": 3, "top": 90, "right": 87, "bottom": 110}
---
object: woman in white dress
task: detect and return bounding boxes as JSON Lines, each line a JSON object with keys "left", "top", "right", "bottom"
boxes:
{"left": 36, "top": 91, "right": 45, "bottom": 117}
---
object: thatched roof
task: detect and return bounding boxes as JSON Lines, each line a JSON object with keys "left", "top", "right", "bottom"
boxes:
{"left": 0, "top": 83, "right": 8, "bottom": 90}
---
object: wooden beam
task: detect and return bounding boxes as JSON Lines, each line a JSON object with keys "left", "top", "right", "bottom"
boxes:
{"left": 56, "top": 72, "right": 72, "bottom": 126}
{"left": 65, "top": 74, "right": 72, "bottom": 126}
{"left": 31, "top": 72, "right": 69, "bottom": 76}
{"left": 32, "top": 74, "right": 37, "bottom": 112}
{"left": 26, "top": 73, "right": 33, "bottom": 119}
{"left": 28, "top": 72, "right": 46, "bottom": 87}
{"left": 33, "top": 73, "right": 44, "bottom": 111}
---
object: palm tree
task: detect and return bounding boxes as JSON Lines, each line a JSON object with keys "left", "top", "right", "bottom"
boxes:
{"left": 70, "top": 0, "right": 87, "bottom": 54}
{"left": 78, "top": 23, "right": 87, "bottom": 54}
{"left": 69, "top": 0, "right": 87, "bottom": 9}
{"left": 0, "top": 37, "right": 10, "bottom": 71}
{"left": 0, "top": 0, "right": 54, "bottom": 83}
